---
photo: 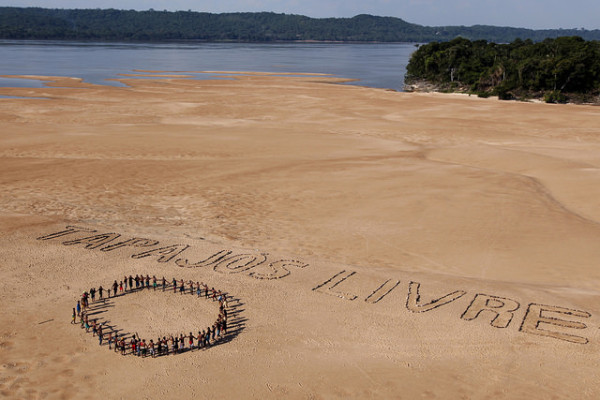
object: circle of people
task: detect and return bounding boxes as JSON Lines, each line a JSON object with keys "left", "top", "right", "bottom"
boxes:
{"left": 71, "top": 274, "right": 230, "bottom": 358}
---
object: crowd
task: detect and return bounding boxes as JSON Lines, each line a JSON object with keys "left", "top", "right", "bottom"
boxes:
{"left": 72, "top": 275, "right": 231, "bottom": 357}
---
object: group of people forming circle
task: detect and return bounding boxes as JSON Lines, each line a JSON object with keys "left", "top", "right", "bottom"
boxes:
{"left": 71, "top": 274, "right": 231, "bottom": 358}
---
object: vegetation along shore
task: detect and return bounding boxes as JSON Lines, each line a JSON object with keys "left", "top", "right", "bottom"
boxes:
{"left": 405, "top": 36, "right": 600, "bottom": 104}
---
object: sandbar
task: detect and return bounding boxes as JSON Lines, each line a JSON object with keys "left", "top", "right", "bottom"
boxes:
{"left": 1, "top": 73, "right": 599, "bottom": 399}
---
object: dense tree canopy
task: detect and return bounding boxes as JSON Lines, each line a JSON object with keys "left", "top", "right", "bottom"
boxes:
{"left": 405, "top": 37, "right": 600, "bottom": 103}
{"left": 1, "top": 7, "right": 600, "bottom": 43}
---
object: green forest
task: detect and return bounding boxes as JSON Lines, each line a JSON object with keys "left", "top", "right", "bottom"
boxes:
{"left": 405, "top": 37, "right": 600, "bottom": 103}
{"left": 1, "top": 7, "right": 600, "bottom": 43}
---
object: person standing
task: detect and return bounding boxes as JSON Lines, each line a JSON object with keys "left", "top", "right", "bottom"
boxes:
{"left": 71, "top": 308, "right": 76, "bottom": 324}
{"left": 149, "top": 340, "right": 155, "bottom": 358}
{"left": 76, "top": 301, "right": 81, "bottom": 317}
{"left": 112, "top": 280, "right": 118, "bottom": 297}
{"left": 179, "top": 334, "right": 185, "bottom": 352}
{"left": 162, "top": 277, "right": 166, "bottom": 292}
{"left": 81, "top": 292, "right": 88, "bottom": 311}
{"left": 98, "top": 324, "right": 103, "bottom": 345}
{"left": 188, "top": 332, "right": 194, "bottom": 350}
{"left": 205, "top": 327, "right": 211, "bottom": 347}
{"left": 98, "top": 286, "right": 104, "bottom": 301}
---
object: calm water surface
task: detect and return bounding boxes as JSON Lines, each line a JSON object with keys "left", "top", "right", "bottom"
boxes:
{"left": 0, "top": 41, "right": 417, "bottom": 91}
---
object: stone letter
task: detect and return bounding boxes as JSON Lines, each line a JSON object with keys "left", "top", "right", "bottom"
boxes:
{"left": 312, "top": 270, "right": 358, "bottom": 301}
{"left": 101, "top": 238, "right": 159, "bottom": 252}
{"left": 365, "top": 279, "right": 400, "bottom": 304}
{"left": 249, "top": 259, "right": 309, "bottom": 280}
{"left": 461, "top": 294, "right": 520, "bottom": 328}
{"left": 131, "top": 244, "right": 190, "bottom": 263}
{"left": 406, "top": 281, "right": 467, "bottom": 313}
{"left": 519, "top": 303, "right": 591, "bottom": 344}
{"left": 37, "top": 225, "right": 96, "bottom": 241}
{"left": 175, "top": 250, "right": 232, "bottom": 268}
{"left": 213, "top": 253, "right": 267, "bottom": 274}
{"left": 63, "top": 233, "right": 121, "bottom": 249}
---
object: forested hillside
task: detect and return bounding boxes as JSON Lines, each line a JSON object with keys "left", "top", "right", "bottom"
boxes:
{"left": 1, "top": 7, "right": 600, "bottom": 42}
{"left": 404, "top": 36, "right": 600, "bottom": 103}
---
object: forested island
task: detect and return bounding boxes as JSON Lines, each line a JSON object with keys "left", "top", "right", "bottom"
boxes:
{"left": 1, "top": 7, "right": 600, "bottom": 43}
{"left": 404, "top": 36, "right": 600, "bottom": 103}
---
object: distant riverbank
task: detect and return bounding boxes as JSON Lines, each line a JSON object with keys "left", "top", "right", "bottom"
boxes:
{"left": 3, "top": 8, "right": 600, "bottom": 42}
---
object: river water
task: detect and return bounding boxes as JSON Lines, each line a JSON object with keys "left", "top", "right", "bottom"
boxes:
{"left": 0, "top": 40, "right": 417, "bottom": 90}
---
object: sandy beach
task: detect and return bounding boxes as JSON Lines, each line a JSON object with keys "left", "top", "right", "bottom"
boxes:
{"left": 1, "top": 72, "right": 599, "bottom": 399}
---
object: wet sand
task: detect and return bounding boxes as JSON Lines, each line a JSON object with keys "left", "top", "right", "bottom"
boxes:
{"left": 0, "top": 72, "right": 599, "bottom": 399}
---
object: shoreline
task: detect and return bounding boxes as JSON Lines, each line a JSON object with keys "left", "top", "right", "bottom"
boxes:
{"left": 2, "top": 73, "right": 591, "bottom": 106}
{"left": 404, "top": 80, "right": 600, "bottom": 105}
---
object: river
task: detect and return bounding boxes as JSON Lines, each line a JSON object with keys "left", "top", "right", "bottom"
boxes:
{"left": 0, "top": 40, "right": 417, "bottom": 90}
